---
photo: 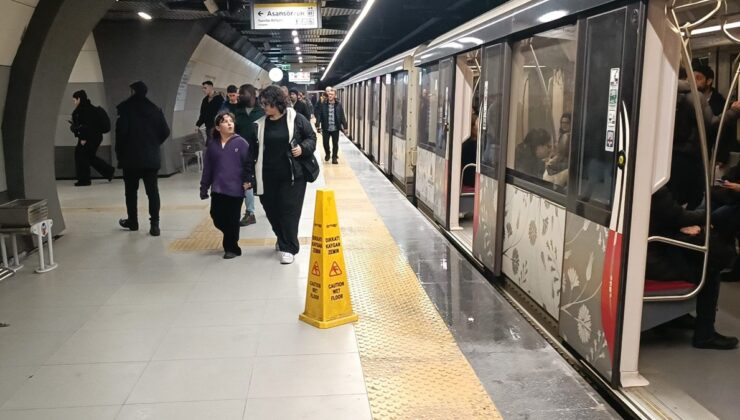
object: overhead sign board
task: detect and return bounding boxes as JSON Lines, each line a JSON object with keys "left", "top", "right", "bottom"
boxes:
{"left": 289, "top": 72, "right": 312, "bottom": 84}
{"left": 252, "top": 2, "right": 321, "bottom": 30}
{"left": 278, "top": 63, "right": 292, "bottom": 71}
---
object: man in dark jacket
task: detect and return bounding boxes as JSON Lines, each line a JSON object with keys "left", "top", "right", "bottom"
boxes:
{"left": 315, "top": 87, "right": 347, "bottom": 164}
{"left": 236, "top": 84, "right": 265, "bottom": 227}
{"left": 70, "top": 90, "right": 114, "bottom": 186}
{"left": 290, "top": 88, "right": 312, "bottom": 122}
{"left": 115, "top": 81, "right": 171, "bottom": 236}
{"left": 195, "top": 81, "right": 224, "bottom": 144}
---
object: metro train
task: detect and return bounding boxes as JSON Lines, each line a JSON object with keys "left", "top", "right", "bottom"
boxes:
{"left": 333, "top": 0, "right": 740, "bottom": 418}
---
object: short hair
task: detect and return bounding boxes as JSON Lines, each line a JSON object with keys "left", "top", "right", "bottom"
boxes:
{"left": 523, "top": 128, "right": 551, "bottom": 147}
{"left": 212, "top": 111, "right": 235, "bottom": 140}
{"left": 238, "top": 84, "right": 257, "bottom": 97}
{"left": 325, "top": 86, "right": 334, "bottom": 93}
{"left": 289, "top": 88, "right": 300, "bottom": 96}
{"left": 72, "top": 90, "right": 88, "bottom": 102}
{"left": 226, "top": 85, "right": 238, "bottom": 94}
{"left": 694, "top": 65, "right": 715, "bottom": 81}
{"left": 202, "top": 81, "right": 214, "bottom": 87}
{"left": 260, "top": 85, "right": 289, "bottom": 114}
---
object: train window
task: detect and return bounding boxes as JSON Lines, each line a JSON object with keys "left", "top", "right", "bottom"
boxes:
{"left": 575, "top": 11, "right": 626, "bottom": 207}
{"left": 506, "top": 26, "right": 578, "bottom": 191}
{"left": 479, "top": 44, "right": 505, "bottom": 178}
{"left": 392, "top": 72, "right": 408, "bottom": 138}
{"left": 418, "top": 64, "right": 440, "bottom": 150}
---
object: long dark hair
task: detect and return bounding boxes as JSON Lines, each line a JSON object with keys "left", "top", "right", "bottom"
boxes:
{"left": 212, "top": 111, "right": 236, "bottom": 142}
{"left": 72, "top": 90, "right": 89, "bottom": 105}
{"left": 260, "top": 85, "right": 288, "bottom": 114}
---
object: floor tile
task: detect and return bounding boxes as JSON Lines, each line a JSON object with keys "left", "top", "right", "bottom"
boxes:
{"left": 261, "top": 297, "right": 305, "bottom": 324}
{"left": 0, "top": 306, "right": 99, "bottom": 333}
{"left": 248, "top": 354, "right": 365, "bottom": 398}
{"left": 81, "top": 304, "right": 181, "bottom": 331}
{"left": 116, "top": 400, "right": 245, "bottom": 420}
{"left": 126, "top": 358, "right": 252, "bottom": 403}
{"left": 152, "top": 325, "right": 260, "bottom": 360}
{"left": 257, "top": 323, "right": 357, "bottom": 356}
{"left": 0, "top": 366, "right": 37, "bottom": 408}
{"left": 45, "top": 329, "right": 164, "bottom": 364}
{"left": 172, "top": 301, "right": 267, "bottom": 327}
{"left": 0, "top": 406, "right": 120, "bottom": 420}
{"left": 105, "top": 283, "right": 196, "bottom": 305}
{"left": 2, "top": 363, "right": 146, "bottom": 409}
{"left": 243, "top": 395, "right": 371, "bottom": 420}
{"left": 0, "top": 332, "right": 71, "bottom": 367}
{"left": 187, "top": 280, "right": 270, "bottom": 302}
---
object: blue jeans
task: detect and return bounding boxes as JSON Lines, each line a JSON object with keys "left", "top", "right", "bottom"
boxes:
{"left": 244, "top": 188, "right": 255, "bottom": 214}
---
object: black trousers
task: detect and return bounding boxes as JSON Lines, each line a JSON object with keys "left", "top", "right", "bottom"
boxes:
{"left": 260, "top": 179, "right": 307, "bottom": 255}
{"left": 323, "top": 130, "right": 340, "bottom": 159}
{"left": 123, "top": 168, "right": 160, "bottom": 223}
{"left": 210, "top": 192, "right": 243, "bottom": 253}
{"left": 75, "top": 141, "right": 113, "bottom": 182}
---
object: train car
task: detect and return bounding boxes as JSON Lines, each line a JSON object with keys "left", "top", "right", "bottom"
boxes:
{"left": 336, "top": 1, "right": 740, "bottom": 417}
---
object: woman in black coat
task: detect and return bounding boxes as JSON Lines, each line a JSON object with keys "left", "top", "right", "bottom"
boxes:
{"left": 254, "top": 85, "right": 318, "bottom": 265}
{"left": 70, "top": 90, "right": 114, "bottom": 186}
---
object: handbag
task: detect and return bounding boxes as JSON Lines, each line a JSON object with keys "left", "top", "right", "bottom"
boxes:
{"left": 290, "top": 139, "right": 320, "bottom": 183}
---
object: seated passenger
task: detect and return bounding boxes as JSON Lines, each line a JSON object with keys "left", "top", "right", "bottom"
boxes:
{"left": 646, "top": 186, "right": 737, "bottom": 349}
{"left": 460, "top": 113, "right": 479, "bottom": 188}
{"left": 515, "top": 128, "right": 551, "bottom": 179}
{"left": 543, "top": 113, "right": 571, "bottom": 188}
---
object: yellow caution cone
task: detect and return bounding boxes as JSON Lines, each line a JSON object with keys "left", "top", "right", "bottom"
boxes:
{"left": 299, "top": 189, "right": 358, "bottom": 329}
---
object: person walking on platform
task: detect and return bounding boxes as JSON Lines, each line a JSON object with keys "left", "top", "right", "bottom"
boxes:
{"left": 290, "top": 88, "right": 312, "bottom": 122}
{"left": 200, "top": 112, "right": 253, "bottom": 259}
{"left": 70, "top": 90, "right": 114, "bottom": 186}
{"left": 236, "top": 84, "right": 265, "bottom": 227}
{"left": 196, "top": 81, "right": 224, "bottom": 144}
{"left": 115, "top": 81, "right": 170, "bottom": 236}
{"left": 254, "top": 85, "right": 318, "bottom": 264}
{"left": 315, "top": 86, "right": 347, "bottom": 164}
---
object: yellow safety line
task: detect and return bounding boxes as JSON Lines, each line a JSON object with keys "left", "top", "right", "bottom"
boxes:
{"left": 323, "top": 153, "right": 502, "bottom": 419}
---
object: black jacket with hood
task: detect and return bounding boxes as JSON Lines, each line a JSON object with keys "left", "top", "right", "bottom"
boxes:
{"left": 71, "top": 100, "right": 104, "bottom": 146}
{"left": 315, "top": 101, "right": 347, "bottom": 132}
{"left": 115, "top": 81, "right": 171, "bottom": 170}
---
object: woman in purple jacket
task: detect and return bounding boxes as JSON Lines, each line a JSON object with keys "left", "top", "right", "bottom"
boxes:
{"left": 200, "top": 112, "right": 254, "bottom": 259}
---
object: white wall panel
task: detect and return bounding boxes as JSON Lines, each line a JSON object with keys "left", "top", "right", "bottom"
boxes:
{"left": 68, "top": 35, "right": 104, "bottom": 83}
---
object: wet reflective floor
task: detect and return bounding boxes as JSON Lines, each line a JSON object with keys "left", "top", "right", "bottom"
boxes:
{"left": 340, "top": 138, "right": 619, "bottom": 420}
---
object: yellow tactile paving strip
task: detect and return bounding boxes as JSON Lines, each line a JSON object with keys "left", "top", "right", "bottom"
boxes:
{"left": 168, "top": 216, "right": 311, "bottom": 251}
{"left": 323, "top": 157, "right": 502, "bottom": 419}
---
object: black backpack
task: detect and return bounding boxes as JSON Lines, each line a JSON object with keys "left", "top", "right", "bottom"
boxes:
{"left": 96, "top": 106, "right": 111, "bottom": 134}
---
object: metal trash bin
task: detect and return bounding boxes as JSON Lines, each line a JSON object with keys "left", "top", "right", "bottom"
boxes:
{"left": 0, "top": 199, "right": 48, "bottom": 227}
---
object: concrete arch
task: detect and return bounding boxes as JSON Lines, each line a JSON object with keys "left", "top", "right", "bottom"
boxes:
{"left": 2, "top": 0, "right": 115, "bottom": 232}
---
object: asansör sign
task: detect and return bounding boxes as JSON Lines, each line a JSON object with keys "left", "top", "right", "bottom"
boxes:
{"left": 252, "top": 2, "right": 321, "bottom": 30}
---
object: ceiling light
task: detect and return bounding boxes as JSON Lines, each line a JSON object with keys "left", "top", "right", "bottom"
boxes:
{"left": 297, "top": 51, "right": 302, "bottom": 55}
{"left": 291, "top": 30, "right": 298, "bottom": 36}
{"left": 137, "top": 11, "right": 152, "bottom": 20}
{"left": 321, "top": 0, "right": 377, "bottom": 81}
{"left": 458, "top": 37, "right": 484, "bottom": 45}
{"left": 296, "top": 46, "right": 300, "bottom": 51}
{"left": 268, "top": 68, "right": 284, "bottom": 82}
{"left": 441, "top": 42, "right": 463, "bottom": 49}
{"left": 538, "top": 10, "right": 567, "bottom": 23}
{"left": 293, "top": 37, "right": 300, "bottom": 44}
{"left": 692, "top": 20, "right": 740, "bottom": 35}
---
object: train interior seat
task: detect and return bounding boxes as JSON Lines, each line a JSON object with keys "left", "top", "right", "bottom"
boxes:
{"left": 641, "top": 280, "right": 697, "bottom": 331}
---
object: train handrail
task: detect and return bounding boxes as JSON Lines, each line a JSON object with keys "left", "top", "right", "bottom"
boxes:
{"left": 460, "top": 164, "right": 477, "bottom": 194}
{"left": 709, "top": 1, "right": 740, "bottom": 180}
{"left": 644, "top": 3, "right": 718, "bottom": 303}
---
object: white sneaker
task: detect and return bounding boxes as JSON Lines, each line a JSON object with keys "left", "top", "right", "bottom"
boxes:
{"left": 279, "top": 252, "right": 294, "bottom": 265}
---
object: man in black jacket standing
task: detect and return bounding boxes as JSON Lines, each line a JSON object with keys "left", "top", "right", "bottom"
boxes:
{"left": 195, "top": 81, "right": 224, "bottom": 144}
{"left": 115, "top": 81, "right": 171, "bottom": 236}
{"left": 315, "top": 87, "right": 347, "bottom": 164}
{"left": 70, "top": 90, "right": 114, "bottom": 186}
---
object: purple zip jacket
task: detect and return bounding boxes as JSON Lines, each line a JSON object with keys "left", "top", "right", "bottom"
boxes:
{"left": 200, "top": 134, "right": 253, "bottom": 199}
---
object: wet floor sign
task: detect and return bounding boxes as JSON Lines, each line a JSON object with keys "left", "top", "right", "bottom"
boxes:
{"left": 299, "top": 189, "right": 358, "bottom": 329}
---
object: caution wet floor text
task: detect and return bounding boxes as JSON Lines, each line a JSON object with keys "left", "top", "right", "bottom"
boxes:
{"left": 299, "top": 189, "right": 358, "bottom": 328}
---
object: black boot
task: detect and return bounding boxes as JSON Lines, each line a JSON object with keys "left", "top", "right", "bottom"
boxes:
{"left": 119, "top": 218, "right": 138, "bottom": 231}
{"left": 692, "top": 332, "right": 739, "bottom": 350}
{"left": 150, "top": 221, "right": 160, "bottom": 237}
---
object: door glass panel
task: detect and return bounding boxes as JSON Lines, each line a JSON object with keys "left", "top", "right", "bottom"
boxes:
{"left": 479, "top": 44, "right": 505, "bottom": 179}
{"left": 506, "top": 26, "right": 578, "bottom": 191}
{"left": 437, "top": 58, "right": 454, "bottom": 157}
{"left": 418, "top": 64, "right": 440, "bottom": 149}
{"left": 575, "top": 12, "right": 626, "bottom": 208}
{"left": 393, "top": 72, "right": 408, "bottom": 138}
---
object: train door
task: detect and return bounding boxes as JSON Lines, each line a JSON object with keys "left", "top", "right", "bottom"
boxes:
{"left": 352, "top": 84, "right": 358, "bottom": 143}
{"left": 371, "top": 76, "right": 381, "bottom": 163}
{"left": 358, "top": 82, "right": 365, "bottom": 150}
{"left": 379, "top": 74, "right": 392, "bottom": 173}
{"left": 364, "top": 81, "right": 372, "bottom": 156}
{"left": 448, "top": 49, "right": 482, "bottom": 249}
{"left": 391, "top": 72, "right": 409, "bottom": 192}
{"left": 415, "top": 63, "right": 440, "bottom": 217}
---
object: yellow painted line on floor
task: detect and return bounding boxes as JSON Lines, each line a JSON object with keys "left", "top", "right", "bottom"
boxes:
{"left": 323, "top": 152, "right": 501, "bottom": 419}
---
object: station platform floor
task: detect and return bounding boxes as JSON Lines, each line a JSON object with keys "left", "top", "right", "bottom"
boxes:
{"left": 0, "top": 137, "right": 617, "bottom": 419}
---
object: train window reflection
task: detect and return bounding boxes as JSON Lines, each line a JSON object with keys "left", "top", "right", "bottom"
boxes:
{"left": 392, "top": 72, "right": 408, "bottom": 138}
{"left": 506, "top": 26, "right": 578, "bottom": 191}
{"left": 418, "top": 64, "right": 439, "bottom": 149}
{"left": 479, "top": 44, "right": 504, "bottom": 178}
